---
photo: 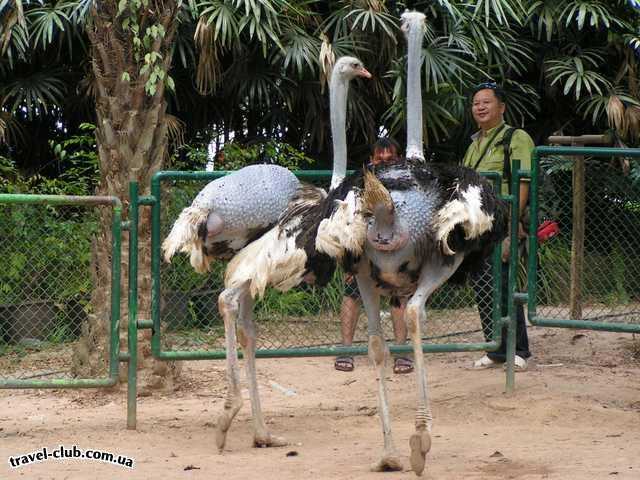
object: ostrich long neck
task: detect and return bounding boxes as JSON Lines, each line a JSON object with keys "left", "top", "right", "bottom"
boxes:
{"left": 329, "top": 71, "right": 349, "bottom": 190}
{"left": 404, "top": 14, "right": 425, "bottom": 161}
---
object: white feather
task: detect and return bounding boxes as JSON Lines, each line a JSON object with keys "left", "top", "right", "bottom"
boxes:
{"left": 225, "top": 223, "right": 308, "bottom": 300}
{"left": 161, "top": 206, "right": 211, "bottom": 273}
{"left": 434, "top": 185, "right": 495, "bottom": 255}
{"left": 315, "top": 190, "right": 367, "bottom": 259}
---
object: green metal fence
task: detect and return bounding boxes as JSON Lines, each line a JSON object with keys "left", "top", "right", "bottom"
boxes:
{"left": 527, "top": 146, "right": 640, "bottom": 333}
{"left": 141, "top": 170, "right": 508, "bottom": 362}
{"left": 3, "top": 148, "right": 639, "bottom": 425}
{"left": 0, "top": 194, "right": 123, "bottom": 388}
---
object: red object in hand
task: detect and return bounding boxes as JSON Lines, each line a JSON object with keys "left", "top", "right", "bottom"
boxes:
{"left": 537, "top": 220, "right": 560, "bottom": 243}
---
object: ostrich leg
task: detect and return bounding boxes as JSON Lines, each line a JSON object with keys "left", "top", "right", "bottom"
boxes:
{"left": 405, "top": 255, "right": 464, "bottom": 475}
{"left": 215, "top": 285, "right": 246, "bottom": 452}
{"left": 356, "top": 267, "right": 403, "bottom": 472}
{"left": 237, "top": 289, "right": 287, "bottom": 448}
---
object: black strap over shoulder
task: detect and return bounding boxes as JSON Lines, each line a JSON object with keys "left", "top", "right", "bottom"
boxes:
{"left": 502, "top": 127, "right": 518, "bottom": 194}
{"left": 471, "top": 124, "right": 506, "bottom": 171}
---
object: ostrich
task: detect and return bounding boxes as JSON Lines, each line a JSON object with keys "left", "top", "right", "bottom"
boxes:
{"left": 162, "top": 59, "right": 371, "bottom": 274}
{"left": 161, "top": 57, "right": 371, "bottom": 449}
{"left": 320, "top": 12, "right": 508, "bottom": 474}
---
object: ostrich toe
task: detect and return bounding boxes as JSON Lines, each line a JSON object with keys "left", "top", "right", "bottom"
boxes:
{"left": 409, "top": 430, "right": 432, "bottom": 475}
{"left": 253, "top": 432, "right": 288, "bottom": 448}
{"left": 370, "top": 452, "right": 403, "bottom": 472}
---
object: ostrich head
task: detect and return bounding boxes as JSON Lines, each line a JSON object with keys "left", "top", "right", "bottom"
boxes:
{"left": 363, "top": 170, "right": 409, "bottom": 252}
{"left": 332, "top": 56, "right": 372, "bottom": 81}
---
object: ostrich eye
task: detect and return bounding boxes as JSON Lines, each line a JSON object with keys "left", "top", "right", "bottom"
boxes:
{"left": 352, "top": 63, "right": 358, "bottom": 68}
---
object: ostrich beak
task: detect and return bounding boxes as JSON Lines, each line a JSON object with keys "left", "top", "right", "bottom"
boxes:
{"left": 358, "top": 67, "right": 372, "bottom": 79}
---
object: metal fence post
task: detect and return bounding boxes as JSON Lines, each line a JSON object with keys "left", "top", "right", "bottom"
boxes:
{"left": 505, "top": 160, "right": 521, "bottom": 394}
{"left": 127, "top": 180, "right": 139, "bottom": 430}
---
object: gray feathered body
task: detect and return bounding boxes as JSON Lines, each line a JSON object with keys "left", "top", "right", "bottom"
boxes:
{"left": 162, "top": 164, "right": 301, "bottom": 272}
{"left": 364, "top": 168, "right": 442, "bottom": 297}
{"left": 193, "top": 164, "right": 299, "bottom": 242}
{"left": 321, "top": 162, "right": 508, "bottom": 300}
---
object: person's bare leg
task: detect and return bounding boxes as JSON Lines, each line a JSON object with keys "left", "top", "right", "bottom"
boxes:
{"left": 335, "top": 295, "right": 360, "bottom": 371}
{"left": 391, "top": 304, "right": 407, "bottom": 344}
{"left": 391, "top": 301, "right": 413, "bottom": 374}
{"left": 340, "top": 296, "right": 360, "bottom": 346}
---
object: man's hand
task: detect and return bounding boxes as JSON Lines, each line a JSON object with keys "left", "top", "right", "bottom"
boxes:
{"left": 502, "top": 222, "right": 527, "bottom": 262}
{"left": 501, "top": 236, "right": 511, "bottom": 263}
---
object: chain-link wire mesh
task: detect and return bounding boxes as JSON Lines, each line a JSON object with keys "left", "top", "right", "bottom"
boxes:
{"left": 534, "top": 157, "right": 640, "bottom": 325}
{"left": 158, "top": 173, "right": 493, "bottom": 354}
{"left": 0, "top": 202, "right": 114, "bottom": 381}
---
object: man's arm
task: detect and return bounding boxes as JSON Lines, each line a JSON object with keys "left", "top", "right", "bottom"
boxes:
{"left": 502, "top": 179, "right": 530, "bottom": 262}
{"left": 518, "top": 182, "right": 529, "bottom": 218}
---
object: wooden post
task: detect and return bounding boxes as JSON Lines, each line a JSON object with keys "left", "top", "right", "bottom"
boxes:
{"left": 546, "top": 134, "right": 611, "bottom": 320}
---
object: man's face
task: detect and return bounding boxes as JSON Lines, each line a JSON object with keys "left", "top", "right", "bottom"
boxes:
{"left": 472, "top": 88, "right": 505, "bottom": 130}
{"left": 370, "top": 147, "right": 398, "bottom": 166}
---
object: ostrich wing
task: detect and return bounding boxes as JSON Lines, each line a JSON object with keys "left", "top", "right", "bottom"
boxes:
{"left": 432, "top": 166, "right": 508, "bottom": 256}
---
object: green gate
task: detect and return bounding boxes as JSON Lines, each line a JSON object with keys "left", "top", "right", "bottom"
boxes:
{"left": 0, "top": 194, "right": 123, "bottom": 389}
{"left": 525, "top": 146, "right": 640, "bottom": 334}
{"left": 136, "top": 170, "right": 510, "bottom": 364}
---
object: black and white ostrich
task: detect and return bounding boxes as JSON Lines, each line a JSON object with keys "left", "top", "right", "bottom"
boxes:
{"left": 161, "top": 57, "right": 371, "bottom": 449}
{"left": 315, "top": 12, "right": 509, "bottom": 474}
{"left": 236, "top": 11, "right": 506, "bottom": 474}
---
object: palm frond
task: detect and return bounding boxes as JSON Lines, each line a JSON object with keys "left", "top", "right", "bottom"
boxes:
{"left": 1, "top": 69, "right": 68, "bottom": 119}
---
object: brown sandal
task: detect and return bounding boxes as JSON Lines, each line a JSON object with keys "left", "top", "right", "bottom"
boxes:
{"left": 393, "top": 356, "right": 414, "bottom": 374}
{"left": 334, "top": 356, "right": 355, "bottom": 372}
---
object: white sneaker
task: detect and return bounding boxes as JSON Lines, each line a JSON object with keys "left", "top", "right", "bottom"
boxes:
{"left": 472, "top": 355, "right": 499, "bottom": 369}
{"left": 502, "top": 355, "right": 528, "bottom": 371}
{"left": 514, "top": 355, "right": 528, "bottom": 371}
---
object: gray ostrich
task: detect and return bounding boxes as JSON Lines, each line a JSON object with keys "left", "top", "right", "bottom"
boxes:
{"left": 215, "top": 9, "right": 507, "bottom": 469}
{"left": 162, "top": 57, "right": 371, "bottom": 449}
{"left": 161, "top": 56, "right": 370, "bottom": 273}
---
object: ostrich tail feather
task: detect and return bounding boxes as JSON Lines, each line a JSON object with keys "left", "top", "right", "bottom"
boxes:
{"left": 161, "top": 206, "right": 211, "bottom": 273}
{"left": 434, "top": 185, "right": 495, "bottom": 255}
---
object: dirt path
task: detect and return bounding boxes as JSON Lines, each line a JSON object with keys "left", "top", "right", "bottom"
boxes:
{"left": 1, "top": 327, "right": 639, "bottom": 480}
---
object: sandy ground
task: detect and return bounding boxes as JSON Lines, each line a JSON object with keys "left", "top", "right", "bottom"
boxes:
{"left": 1, "top": 326, "right": 639, "bottom": 480}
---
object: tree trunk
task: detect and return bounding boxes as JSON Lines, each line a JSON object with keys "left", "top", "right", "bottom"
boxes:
{"left": 72, "top": 1, "right": 182, "bottom": 392}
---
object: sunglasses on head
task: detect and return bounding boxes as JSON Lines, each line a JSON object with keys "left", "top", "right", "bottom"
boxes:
{"left": 475, "top": 81, "right": 498, "bottom": 90}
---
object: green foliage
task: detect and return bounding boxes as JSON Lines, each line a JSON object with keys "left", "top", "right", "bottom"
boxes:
{"left": 0, "top": 126, "right": 98, "bottom": 346}
{"left": 1, "top": 123, "right": 99, "bottom": 196}
{"left": 0, "top": 203, "right": 96, "bottom": 306}
{"left": 117, "top": 0, "right": 178, "bottom": 96}
{"left": 220, "top": 140, "right": 314, "bottom": 171}
{"left": 536, "top": 157, "right": 640, "bottom": 310}
{"left": 44, "top": 123, "right": 99, "bottom": 195}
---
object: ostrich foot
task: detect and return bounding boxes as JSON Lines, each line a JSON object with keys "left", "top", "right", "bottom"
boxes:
{"left": 215, "top": 407, "right": 240, "bottom": 452}
{"left": 253, "top": 432, "right": 288, "bottom": 448}
{"left": 370, "top": 452, "right": 403, "bottom": 472}
{"left": 409, "top": 430, "right": 432, "bottom": 476}
{"left": 215, "top": 425, "right": 229, "bottom": 453}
